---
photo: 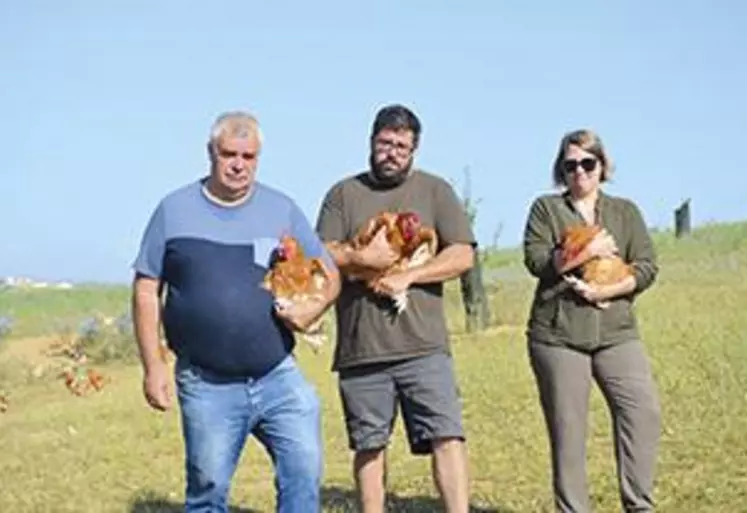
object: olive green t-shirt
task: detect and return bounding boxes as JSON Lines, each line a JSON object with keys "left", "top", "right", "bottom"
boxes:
{"left": 316, "top": 169, "right": 475, "bottom": 370}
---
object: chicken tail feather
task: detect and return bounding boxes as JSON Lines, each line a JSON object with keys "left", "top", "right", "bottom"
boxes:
{"left": 391, "top": 291, "right": 408, "bottom": 314}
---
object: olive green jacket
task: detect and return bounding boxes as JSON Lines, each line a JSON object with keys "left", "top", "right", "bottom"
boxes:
{"left": 523, "top": 191, "right": 658, "bottom": 351}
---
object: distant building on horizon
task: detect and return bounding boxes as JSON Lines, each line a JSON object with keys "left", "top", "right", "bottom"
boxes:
{"left": 0, "top": 276, "right": 74, "bottom": 290}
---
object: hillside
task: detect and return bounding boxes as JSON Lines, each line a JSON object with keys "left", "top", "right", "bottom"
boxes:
{"left": 0, "top": 220, "right": 745, "bottom": 512}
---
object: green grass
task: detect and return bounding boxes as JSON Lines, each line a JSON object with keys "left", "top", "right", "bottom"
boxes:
{"left": 1, "top": 221, "right": 746, "bottom": 512}
{"left": 0, "top": 285, "right": 130, "bottom": 339}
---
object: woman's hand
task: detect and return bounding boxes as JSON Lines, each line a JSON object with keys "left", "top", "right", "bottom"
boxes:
{"left": 563, "top": 272, "right": 637, "bottom": 309}
{"left": 563, "top": 275, "right": 609, "bottom": 307}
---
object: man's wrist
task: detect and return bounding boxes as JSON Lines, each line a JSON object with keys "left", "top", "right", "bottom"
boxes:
{"left": 402, "top": 266, "right": 422, "bottom": 286}
{"left": 345, "top": 246, "right": 364, "bottom": 267}
{"left": 138, "top": 339, "right": 168, "bottom": 372}
{"left": 143, "top": 357, "right": 168, "bottom": 375}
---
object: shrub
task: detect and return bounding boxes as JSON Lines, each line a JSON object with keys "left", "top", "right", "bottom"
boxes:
{"left": 74, "top": 312, "right": 139, "bottom": 364}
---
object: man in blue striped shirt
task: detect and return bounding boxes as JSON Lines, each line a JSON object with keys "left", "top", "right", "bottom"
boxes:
{"left": 131, "top": 111, "right": 340, "bottom": 513}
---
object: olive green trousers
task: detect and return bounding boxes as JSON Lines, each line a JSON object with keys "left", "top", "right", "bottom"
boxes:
{"left": 529, "top": 340, "right": 661, "bottom": 513}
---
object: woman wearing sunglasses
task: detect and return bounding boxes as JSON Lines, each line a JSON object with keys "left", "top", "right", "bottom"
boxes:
{"left": 522, "top": 129, "right": 661, "bottom": 513}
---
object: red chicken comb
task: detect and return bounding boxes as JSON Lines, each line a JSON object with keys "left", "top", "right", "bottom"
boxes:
{"left": 395, "top": 212, "right": 421, "bottom": 241}
{"left": 275, "top": 233, "right": 300, "bottom": 261}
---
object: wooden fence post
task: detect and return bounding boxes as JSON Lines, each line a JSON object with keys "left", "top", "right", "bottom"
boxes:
{"left": 459, "top": 247, "right": 491, "bottom": 333}
{"left": 674, "top": 198, "right": 692, "bottom": 238}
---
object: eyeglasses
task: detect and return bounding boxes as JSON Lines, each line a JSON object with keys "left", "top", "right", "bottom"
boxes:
{"left": 562, "top": 157, "right": 598, "bottom": 174}
{"left": 374, "top": 138, "right": 413, "bottom": 156}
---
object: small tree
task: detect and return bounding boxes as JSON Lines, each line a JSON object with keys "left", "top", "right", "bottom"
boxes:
{"left": 455, "top": 167, "right": 491, "bottom": 332}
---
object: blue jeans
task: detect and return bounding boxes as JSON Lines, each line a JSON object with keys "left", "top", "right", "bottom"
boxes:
{"left": 175, "top": 354, "right": 322, "bottom": 513}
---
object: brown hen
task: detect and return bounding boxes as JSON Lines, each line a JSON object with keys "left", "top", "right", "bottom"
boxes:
{"left": 335, "top": 211, "right": 439, "bottom": 313}
{"left": 559, "top": 224, "right": 633, "bottom": 286}
{"left": 262, "top": 235, "right": 332, "bottom": 351}
{"left": 559, "top": 224, "right": 633, "bottom": 310}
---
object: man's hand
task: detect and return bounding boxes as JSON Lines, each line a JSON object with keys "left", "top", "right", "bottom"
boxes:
{"left": 373, "top": 270, "right": 414, "bottom": 297}
{"left": 352, "top": 229, "right": 399, "bottom": 270}
{"left": 275, "top": 299, "right": 326, "bottom": 332}
{"left": 143, "top": 362, "right": 172, "bottom": 411}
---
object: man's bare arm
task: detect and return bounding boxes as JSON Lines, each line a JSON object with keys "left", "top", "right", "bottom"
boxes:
{"left": 309, "top": 266, "right": 342, "bottom": 322}
{"left": 131, "top": 274, "right": 165, "bottom": 373}
{"left": 308, "top": 265, "right": 342, "bottom": 317}
{"left": 322, "top": 267, "right": 342, "bottom": 303}
{"left": 408, "top": 243, "right": 475, "bottom": 284}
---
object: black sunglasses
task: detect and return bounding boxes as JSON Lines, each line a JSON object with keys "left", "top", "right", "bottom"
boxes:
{"left": 562, "top": 157, "right": 598, "bottom": 174}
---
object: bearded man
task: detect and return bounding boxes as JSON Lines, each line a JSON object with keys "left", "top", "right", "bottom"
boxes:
{"left": 316, "top": 104, "right": 475, "bottom": 513}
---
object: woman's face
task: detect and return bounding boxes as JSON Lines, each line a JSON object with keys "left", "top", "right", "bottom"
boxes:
{"left": 562, "top": 144, "right": 602, "bottom": 198}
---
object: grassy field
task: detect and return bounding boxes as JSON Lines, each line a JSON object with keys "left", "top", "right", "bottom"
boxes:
{"left": 1, "top": 221, "right": 746, "bottom": 512}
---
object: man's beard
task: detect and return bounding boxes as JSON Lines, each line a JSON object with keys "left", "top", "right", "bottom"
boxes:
{"left": 369, "top": 153, "right": 413, "bottom": 187}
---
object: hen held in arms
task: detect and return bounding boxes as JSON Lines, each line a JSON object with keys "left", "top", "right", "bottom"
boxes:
{"left": 559, "top": 224, "right": 633, "bottom": 308}
{"left": 332, "top": 211, "right": 438, "bottom": 314}
{"left": 262, "top": 235, "right": 333, "bottom": 352}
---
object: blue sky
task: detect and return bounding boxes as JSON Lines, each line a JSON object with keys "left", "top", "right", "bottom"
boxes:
{"left": 2, "top": 1, "right": 745, "bottom": 284}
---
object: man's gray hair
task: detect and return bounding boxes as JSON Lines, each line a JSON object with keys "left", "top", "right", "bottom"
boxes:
{"left": 208, "top": 111, "right": 264, "bottom": 147}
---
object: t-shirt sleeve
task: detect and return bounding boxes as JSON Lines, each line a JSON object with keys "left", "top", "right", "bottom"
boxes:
{"left": 291, "top": 201, "right": 337, "bottom": 271}
{"left": 315, "top": 183, "right": 347, "bottom": 243}
{"left": 433, "top": 179, "right": 477, "bottom": 248}
{"left": 132, "top": 201, "right": 166, "bottom": 279}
